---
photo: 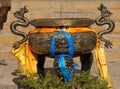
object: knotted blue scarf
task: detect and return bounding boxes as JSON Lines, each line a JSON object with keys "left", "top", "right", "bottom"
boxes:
{"left": 50, "top": 29, "right": 77, "bottom": 82}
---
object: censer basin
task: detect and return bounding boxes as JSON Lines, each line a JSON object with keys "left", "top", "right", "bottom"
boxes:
{"left": 28, "top": 31, "right": 97, "bottom": 55}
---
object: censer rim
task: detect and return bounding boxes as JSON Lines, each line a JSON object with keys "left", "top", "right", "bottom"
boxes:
{"left": 30, "top": 18, "right": 94, "bottom": 28}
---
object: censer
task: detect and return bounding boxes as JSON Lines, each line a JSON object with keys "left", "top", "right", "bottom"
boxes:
{"left": 10, "top": 4, "right": 115, "bottom": 88}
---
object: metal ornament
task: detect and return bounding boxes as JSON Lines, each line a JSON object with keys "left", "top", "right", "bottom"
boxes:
{"left": 10, "top": 6, "right": 29, "bottom": 49}
{"left": 95, "top": 4, "right": 115, "bottom": 48}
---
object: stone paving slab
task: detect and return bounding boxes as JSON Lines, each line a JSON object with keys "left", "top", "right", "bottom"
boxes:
{"left": 0, "top": 85, "right": 17, "bottom": 89}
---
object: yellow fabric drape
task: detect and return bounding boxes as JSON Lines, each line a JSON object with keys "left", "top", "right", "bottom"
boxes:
{"left": 95, "top": 40, "right": 112, "bottom": 89}
{"left": 12, "top": 41, "right": 37, "bottom": 76}
{"left": 28, "top": 27, "right": 96, "bottom": 34}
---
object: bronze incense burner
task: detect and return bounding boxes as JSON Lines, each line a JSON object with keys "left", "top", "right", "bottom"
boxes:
{"left": 10, "top": 4, "right": 115, "bottom": 80}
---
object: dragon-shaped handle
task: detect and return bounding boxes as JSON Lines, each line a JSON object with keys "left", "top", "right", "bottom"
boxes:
{"left": 10, "top": 6, "right": 30, "bottom": 49}
{"left": 95, "top": 4, "right": 115, "bottom": 48}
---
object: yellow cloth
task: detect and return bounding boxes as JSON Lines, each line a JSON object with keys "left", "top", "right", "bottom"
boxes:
{"left": 95, "top": 40, "right": 112, "bottom": 89}
{"left": 12, "top": 41, "right": 37, "bottom": 76}
{"left": 28, "top": 27, "right": 96, "bottom": 34}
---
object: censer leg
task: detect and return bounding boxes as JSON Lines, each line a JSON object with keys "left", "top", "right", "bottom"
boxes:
{"left": 37, "top": 54, "right": 46, "bottom": 77}
{"left": 80, "top": 52, "right": 93, "bottom": 72}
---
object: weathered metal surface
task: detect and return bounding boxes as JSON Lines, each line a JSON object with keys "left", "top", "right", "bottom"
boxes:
{"left": 28, "top": 32, "right": 97, "bottom": 55}
{"left": 10, "top": 6, "right": 29, "bottom": 49}
{"left": 95, "top": 4, "right": 115, "bottom": 48}
{"left": 54, "top": 57, "right": 74, "bottom": 78}
{"left": 30, "top": 18, "right": 94, "bottom": 28}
